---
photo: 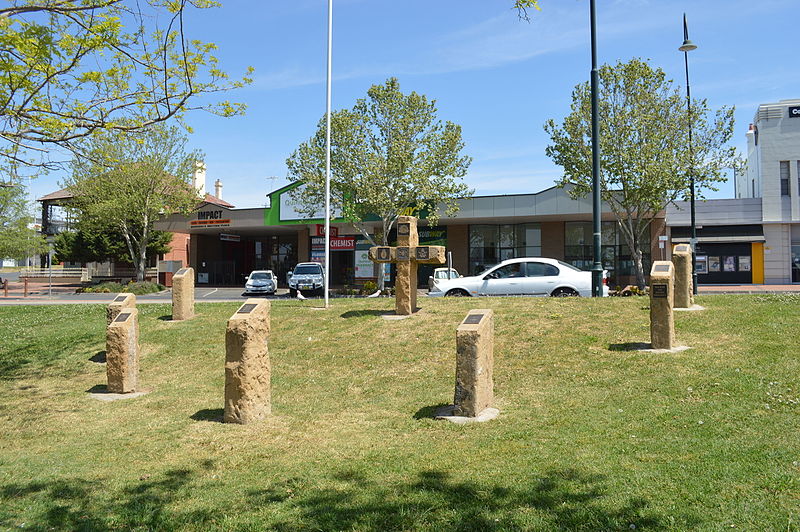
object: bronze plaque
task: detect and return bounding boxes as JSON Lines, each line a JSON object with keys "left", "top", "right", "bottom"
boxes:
{"left": 114, "top": 312, "right": 131, "bottom": 323}
{"left": 175, "top": 268, "right": 189, "bottom": 276}
{"left": 397, "top": 223, "right": 410, "bottom": 236}
{"left": 237, "top": 303, "right": 257, "bottom": 314}
{"left": 376, "top": 247, "right": 392, "bottom": 261}
{"left": 415, "top": 246, "right": 430, "bottom": 260}
{"left": 654, "top": 264, "right": 671, "bottom": 273}
{"left": 113, "top": 295, "right": 127, "bottom": 302}
{"left": 675, "top": 244, "right": 690, "bottom": 253}
{"left": 652, "top": 284, "right": 668, "bottom": 298}
{"left": 463, "top": 313, "right": 484, "bottom": 325}
{"left": 396, "top": 247, "right": 410, "bottom": 261}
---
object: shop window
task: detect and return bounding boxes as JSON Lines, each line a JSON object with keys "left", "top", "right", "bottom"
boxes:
{"left": 564, "top": 221, "right": 651, "bottom": 283}
{"left": 780, "top": 161, "right": 790, "bottom": 196}
{"left": 468, "top": 223, "right": 541, "bottom": 275}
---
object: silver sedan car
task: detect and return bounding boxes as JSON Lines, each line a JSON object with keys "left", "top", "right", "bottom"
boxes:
{"left": 244, "top": 270, "right": 277, "bottom": 295}
{"left": 427, "top": 257, "right": 608, "bottom": 297}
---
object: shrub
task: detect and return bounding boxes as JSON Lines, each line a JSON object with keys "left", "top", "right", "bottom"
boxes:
{"left": 78, "top": 281, "right": 165, "bottom": 295}
{"left": 360, "top": 281, "right": 378, "bottom": 295}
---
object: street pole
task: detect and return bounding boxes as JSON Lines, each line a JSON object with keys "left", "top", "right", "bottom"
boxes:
{"left": 679, "top": 14, "right": 698, "bottom": 296}
{"left": 590, "top": 0, "right": 603, "bottom": 297}
{"left": 324, "top": 0, "right": 332, "bottom": 308}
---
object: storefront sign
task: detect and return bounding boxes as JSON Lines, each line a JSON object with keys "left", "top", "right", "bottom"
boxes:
{"left": 220, "top": 233, "right": 240, "bottom": 242}
{"left": 314, "top": 224, "right": 339, "bottom": 237}
{"left": 354, "top": 249, "right": 373, "bottom": 279}
{"left": 789, "top": 106, "right": 800, "bottom": 118}
{"left": 311, "top": 236, "right": 355, "bottom": 251}
{"left": 191, "top": 209, "right": 230, "bottom": 228}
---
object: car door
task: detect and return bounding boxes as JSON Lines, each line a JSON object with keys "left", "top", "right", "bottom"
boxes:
{"left": 478, "top": 263, "right": 526, "bottom": 295}
{"left": 522, "top": 261, "right": 560, "bottom": 296}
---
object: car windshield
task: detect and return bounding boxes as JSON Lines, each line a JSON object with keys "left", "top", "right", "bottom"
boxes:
{"left": 557, "top": 261, "right": 583, "bottom": 272}
{"left": 435, "top": 269, "right": 458, "bottom": 279}
{"left": 250, "top": 272, "right": 273, "bottom": 280}
{"left": 294, "top": 265, "right": 322, "bottom": 275}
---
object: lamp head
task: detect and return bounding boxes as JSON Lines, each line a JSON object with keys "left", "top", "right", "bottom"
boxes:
{"left": 679, "top": 39, "right": 697, "bottom": 52}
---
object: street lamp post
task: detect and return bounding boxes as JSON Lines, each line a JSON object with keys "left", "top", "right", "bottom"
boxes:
{"left": 679, "top": 13, "right": 698, "bottom": 296}
{"left": 589, "top": 0, "right": 603, "bottom": 297}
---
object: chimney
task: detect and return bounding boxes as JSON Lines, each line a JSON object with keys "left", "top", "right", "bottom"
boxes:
{"left": 192, "top": 161, "right": 206, "bottom": 198}
{"left": 214, "top": 179, "right": 223, "bottom": 200}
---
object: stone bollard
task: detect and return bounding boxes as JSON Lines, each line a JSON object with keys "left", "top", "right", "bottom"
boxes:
{"left": 649, "top": 261, "right": 675, "bottom": 350}
{"left": 107, "top": 293, "right": 136, "bottom": 326}
{"left": 671, "top": 244, "right": 693, "bottom": 309}
{"left": 453, "top": 309, "right": 495, "bottom": 417}
{"left": 171, "top": 267, "right": 195, "bottom": 321}
{"left": 106, "top": 308, "right": 140, "bottom": 393}
{"left": 224, "top": 298, "right": 271, "bottom": 424}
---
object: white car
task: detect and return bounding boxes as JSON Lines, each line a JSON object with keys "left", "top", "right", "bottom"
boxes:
{"left": 244, "top": 270, "right": 277, "bottom": 295}
{"left": 288, "top": 262, "right": 325, "bottom": 297}
{"left": 427, "top": 257, "right": 607, "bottom": 298}
{"left": 428, "top": 267, "right": 460, "bottom": 291}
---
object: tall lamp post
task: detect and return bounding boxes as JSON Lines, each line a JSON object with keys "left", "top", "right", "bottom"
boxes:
{"left": 323, "top": 0, "right": 333, "bottom": 308}
{"left": 589, "top": 0, "right": 603, "bottom": 297}
{"left": 679, "top": 13, "right": 698, "bottom": 296}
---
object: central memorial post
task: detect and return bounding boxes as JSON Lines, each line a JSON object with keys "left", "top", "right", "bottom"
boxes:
{"left": 368, "top": 216, "right": 446, "bottom": 315}
{"left": 649, "top": 261, "right": 675, "bottom": 350}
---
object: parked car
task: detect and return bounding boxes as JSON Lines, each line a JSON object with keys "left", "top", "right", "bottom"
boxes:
{"left": 428, "top": 267, "right": 460, "bottom": 291}
{"left": 288, "top": 262, "right": 325, "bottom": 296}
{"left": 427, "top": 257, "right": 608, "bottom": 298}
{"left": 244, "top": 270, "right": 277, "bottom": 295}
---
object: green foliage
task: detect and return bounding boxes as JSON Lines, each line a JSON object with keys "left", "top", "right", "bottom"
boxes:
{"left": 65, "top": 124, "right": 199, "bottom": 280}
{"left": 360, "top": 280, "right": 378, "bottom": 295}
{"left": 54, "top": 227, "right": 172, "bottom": 264}
{"left": 286, "top": 77, "right": 473, "bottom": 249}
{"left": 0, "top": 0, "right": 252, "bottom": 174}
{"left": 0, "top": 182, "right": 47, "bottom": 260}
{"left": 544, "top": 58, "right": 738, "bottom": 287}
{"left": 77, "top": 280, "right": 164, "bottom": 294}
{"left": 514, "top": 0, "right": 540, "bottom": 20}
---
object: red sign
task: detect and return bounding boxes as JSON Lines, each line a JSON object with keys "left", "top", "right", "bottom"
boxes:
{"left": 314, "top": 224, "right": 339, "bottom": 237}
{"left": 311, "top": 236, "right": 355, "bottom": 251}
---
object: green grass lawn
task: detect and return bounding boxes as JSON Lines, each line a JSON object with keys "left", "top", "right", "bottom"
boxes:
{"left": 1, "top": 295, "right": 799, "bottom": 531}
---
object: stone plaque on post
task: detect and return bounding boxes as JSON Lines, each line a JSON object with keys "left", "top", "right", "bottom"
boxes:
{"left": 671, "top": 244, "right": 693, "bottom": 309}
{"left": 224, "top": 298, "right": 271, "bottom": 424}
{"left": 454, "top": 309, "right": 495, "bottom": 417}
{"left": 368, "top": 216, "right": 446, "bottom": 315}
{"left": 171, "top": 267, "right": 195, "bottom": 321}
{"left": 649, "top": 261, "right": 675, "bottom": 350}
{"left": 107, "top": 293, "right": 136, "bottom": 326}
{"left": 106, "top": 308, "right": 139, "bottom": 393}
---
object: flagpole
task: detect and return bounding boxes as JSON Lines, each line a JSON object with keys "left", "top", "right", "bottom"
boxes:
{"left": 324, "top": 0, "right": 332, "bottom": 308}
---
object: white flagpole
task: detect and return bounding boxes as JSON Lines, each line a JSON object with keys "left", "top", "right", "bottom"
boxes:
{"left": 324, "top": 0, "right": 332, "bottom": 309}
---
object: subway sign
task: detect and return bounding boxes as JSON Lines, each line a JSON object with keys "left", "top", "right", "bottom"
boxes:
{"left": 790, "top": 106, "right": 800, "bottom": 118}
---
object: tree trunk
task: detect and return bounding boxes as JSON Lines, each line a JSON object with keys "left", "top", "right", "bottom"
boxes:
{"left": 633, "top": 247, "right": 646, "bottom": 290}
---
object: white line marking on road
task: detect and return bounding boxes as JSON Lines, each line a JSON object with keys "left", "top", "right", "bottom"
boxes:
{"left": 201, "top": 289, "right": 218, "bottom": 298}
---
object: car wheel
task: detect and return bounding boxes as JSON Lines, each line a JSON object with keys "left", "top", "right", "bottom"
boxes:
{"left": 445, "top": 288, "right": 470, "bottom": 297}
{"left": 551, "top": 287, "right": 579, "bottom": 297}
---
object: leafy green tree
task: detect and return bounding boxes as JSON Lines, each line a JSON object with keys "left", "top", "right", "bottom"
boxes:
{"left": 287, "top": 77, "right": 472, "bottom": 254}
{"left": 0, "top": 0, "right": 252, "bottom": 175}
{"left": 65, "top": 124, "right": 199, "bottom": 281}
{"left": 0, "top": 182, "right": 47, "bottom": 261}
{"left": 544, "top": 58, "right": 737, "bottom": 288}
{"left": 53, "top": 227, "right": 172, "bottom": 265}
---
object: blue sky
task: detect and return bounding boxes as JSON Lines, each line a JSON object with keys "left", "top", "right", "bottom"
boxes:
{"left": 31, "top": 0, "right": 800, "bottom": 208}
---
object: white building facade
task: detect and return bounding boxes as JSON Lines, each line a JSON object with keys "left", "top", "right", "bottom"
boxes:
{"left": 669, "top": 99, "right": 800, "bottom": 284}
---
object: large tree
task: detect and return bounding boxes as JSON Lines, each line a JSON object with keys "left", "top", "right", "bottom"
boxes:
{"left": 0, "top": 182, "right": 48, "bottom": 261}
{"left": 53, "top": 226, "right": 172, "bottom": 266}
{"left": 544, "top": 58, "right": 737, "bottom": 288}
{"left": 65, "top": 124, "right": 199, "bottom": 280}
{"left": 286, "top": 77, "right": 472, "bottom": 258}
{"left": 0, "top": 0, "right": 252, "bottom": 176}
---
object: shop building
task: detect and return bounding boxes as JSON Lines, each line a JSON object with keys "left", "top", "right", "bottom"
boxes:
{"left": 666, "top": 98, "right": 800, "bottom": 284}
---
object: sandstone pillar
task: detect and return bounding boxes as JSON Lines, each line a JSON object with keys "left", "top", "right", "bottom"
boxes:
{"left": 106, "top": 308, "right": 139, "bottom": 393}
{"left": 224, "top": 298, "right": 271, "bottom": 424}
{"left": 107, "top": 293, "right": 136, "bottom": 326}
{"left": 649, "top": 261, "right": 675, "bottom": 350}
{"left": 454, "top": 309, "right": 495, "bottom": 417}
{"left": 172, "top": 267, "right": 195, "bottom": 321}
{"left": 395, "top": 217, "right": 419, "bottom": 315}
{"left": 671, "top": 244, "right": 693, "bottom": 309}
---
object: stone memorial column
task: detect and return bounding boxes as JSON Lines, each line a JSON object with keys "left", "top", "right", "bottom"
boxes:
{"left": 454, "top": 309, "right": 495, "bottom": 417}
{"left": 224, "top": 298, "right": 271, "bottom": 424}
{"left": 106, "top": 308, "right": 140, "bottom": 393}
{"left": 649, "top": 261, "right": 675, "bottom": 350}
{"left": 671, "top": 244, "right": 694, "bottom": 309}
{"left": 395, "top": 216, "right": 419, "bottom": 315}
{"left": 107, "top": 293, "right": 136, "bottom": 326}
{"left": 171, "top": 267, "right": 195, "bottom": 321}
